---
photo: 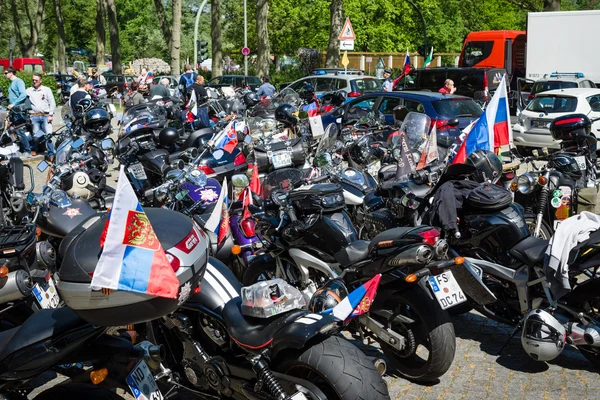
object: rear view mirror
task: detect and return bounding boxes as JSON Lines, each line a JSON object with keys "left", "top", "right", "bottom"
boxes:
{"left": 37, "top": 160, "right": 49, "bottom": 172}
{"left": 232, "top": 173, "right": 250, "bottom": 188}
{"left": 101, "top": 138, "right": 115, "bottom": 150}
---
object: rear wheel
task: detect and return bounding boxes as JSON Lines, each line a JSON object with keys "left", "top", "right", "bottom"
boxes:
{"left": 566, "top": 279, "right": 600, "bottom": 368}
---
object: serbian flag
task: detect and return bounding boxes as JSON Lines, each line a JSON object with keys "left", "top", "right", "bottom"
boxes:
{"left": 186, "top": 89, "right": 198, "bottom": 122}
{"left": 302, "top": 101, "right": 319, "bottom": 117}
{"left": 91, "top": 166, "right": 180, "bottom": 299}
{"left": 403, "top": 48, "right": 411, "bottom": 75}
{"left": 213, "top": 121, "right": 238, "bottom": 153}
{"left": 452, "top": 74, "right": 511, "bottom": 164}
{"left": 204, "top": 176, "right": 230, "bottom": 245}
{"left": 322, "top": 274, "right": 381, "bottom": 320}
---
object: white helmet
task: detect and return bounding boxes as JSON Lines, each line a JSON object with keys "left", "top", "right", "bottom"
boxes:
{"left": 66, "top": 171, "right": 94, "bottom": 200}
{"left": 521, "top": 309, "right": 566, "bottom": 362}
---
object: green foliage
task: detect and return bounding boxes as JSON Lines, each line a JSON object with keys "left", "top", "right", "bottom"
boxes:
{"left": 0, "top": 73, "right": 59, "bottom": 103}
{"left": 269, "top": 67, "right": 304, "bottom": 87}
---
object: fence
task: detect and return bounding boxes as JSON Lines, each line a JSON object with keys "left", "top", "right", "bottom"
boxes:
{"left": 321, "top": 52, "right": 461, "bottom": 73}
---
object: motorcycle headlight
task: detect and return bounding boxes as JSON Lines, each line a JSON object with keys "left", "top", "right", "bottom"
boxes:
{"left": 154, "top": 187, "right": 169, "bottom": 203}
{"left": 187, "top": 169, "right": 207, "bottom": 187}
{"left": 517, "top": 173, "right": 537, "bottom": 194}
{"left": 322, "top": 193, "right": 344, "bottom": 207}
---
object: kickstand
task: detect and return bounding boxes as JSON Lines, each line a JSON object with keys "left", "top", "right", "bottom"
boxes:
{"left": 497, "top": 320, "right": 523, "bottom": 356}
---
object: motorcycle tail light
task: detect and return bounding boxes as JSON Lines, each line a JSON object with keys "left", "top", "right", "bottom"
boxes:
{"left": 234, "top": 152, "right": 246, "bottom": 167}
{"left": 348, "top": 91, "right": 362, "bottom": 98}
{"left": 240, "top": 218, "right": 256, "bottom": 238}
{"left": 165, "top": 252, "right": 180, "bottom": 272}
{"left": 418, "top": 228, "right": 440, "bottom": 245}
{"left": 198, "top": 165, "right": 215, "bottom": 175}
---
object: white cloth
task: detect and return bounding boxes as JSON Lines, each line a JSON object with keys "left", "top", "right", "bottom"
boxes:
{"left": 544, "top": 211, "right": 600, "bottom": 298}
{"left": 26, "top": 85, "right": 56, "bottom": 115}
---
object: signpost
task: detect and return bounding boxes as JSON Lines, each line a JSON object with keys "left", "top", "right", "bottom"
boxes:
{"left": 366, "top": 56, "right": 372, "bottom": 75}
{"left": 338, "top": 18, "right": 355, "bottom": 73}
{"left": 375, "top": 57, "right": 385, "bottom": 79}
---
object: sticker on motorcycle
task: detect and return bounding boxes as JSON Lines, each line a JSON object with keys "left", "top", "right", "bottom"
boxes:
{"left": 551, "top": 197, "right": 561, "bottom": 208}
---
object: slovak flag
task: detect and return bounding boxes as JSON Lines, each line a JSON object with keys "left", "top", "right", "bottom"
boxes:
{"left": 91, "top": 166, "right": 180, "bottom": 299}
{"left": 322, "top": 274, "right": 381, "bottom": 320}
{"left": 403, "top": 48, "right": 411, "bottom": 75}
{"left": 452, "top": 74, "right": 511, "bottom": 164}
{"left": 186, "top": 89, "right": 198, "bottom": 122}
{"left": 204, "top": 176, "right": 230, "bottom": 245}
{"left": 213, "top": 121, "right": 238, "bottom": 153}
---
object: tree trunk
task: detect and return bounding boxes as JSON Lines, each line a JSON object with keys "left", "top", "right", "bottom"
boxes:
{"left": 325, "top": 0, "right": 343, "bottom": 68}
{"left": 211, "top": 0, "right": 223, "bottom": 78}
{"left": 10, "top": 0, "right": 47, "bottom": 57}
{"left": 53, "top": 0, "right": 67, "bottom": 73}
{"left": 255, "top": 0, "right": 270, "bottom": 78}
{"left": 543, "top": 0, "right": 560, "bottom": 10}
{"left": 96, "top": 0, "right": 106, "bottom": 66}
{"left": 106, "top": 0, "right": 121, "bottom": 73}
{"left": 171, "top": 0, "right": 182, "bottom": 75}
{"left": 153, "top": 0, "right": 172, "bottom": 51}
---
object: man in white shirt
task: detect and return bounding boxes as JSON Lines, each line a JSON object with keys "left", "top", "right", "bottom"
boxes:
{"left": 26, "top": 73, "right": 56, "bottom": 158}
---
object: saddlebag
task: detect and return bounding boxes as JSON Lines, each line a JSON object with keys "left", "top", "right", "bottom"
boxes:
{"left": 467, "top": 182, "right": 512, "bottom": 211}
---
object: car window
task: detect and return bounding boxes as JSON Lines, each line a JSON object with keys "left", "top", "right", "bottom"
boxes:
{"left": 315, "top": 77, "right": 336, "bottom": 92}
{"left": 346, "top": 97, "right": 378, "bottom": 121}
{"left": 290, "top": 79, "right": 311, "bottom": 92}
{"left": 334, "top": 78, "right": 348, "bottom": 90}
{"left": 403, "top": 99, "right": 425, "bottom": 113}
{"left": 209, "top": 77, "right": 221, "bottom": 85}
{"left": 220, "top": 76, "right": 234, "bottom": 85}
{"left": 432, "top": 99, "right": 483, "bottom": 118}
{"left": 379, "top": 97, "right": 402, "bottom": 114}
{"left": 532, "top": 81, "right": 577, "bottom": 94}
{"left": 461, "top": 41, "right": 494, "bottom": 67}
{"left": 590, "top": 81, "right": 597, "bottom": 88}
{"left": 233, "top": 76, "right": 245, "bottom": 87}
{"left": 587, "top": 95, "right": 600, "bottom": 112}
{"left": 351, "top": 78, "right": 382, "bottom": 92}
{"left": 527, "top": 96, "right": 578, "bottom": 113}
{"left": 249, "top": 77, "right": 262, "bottom": 85}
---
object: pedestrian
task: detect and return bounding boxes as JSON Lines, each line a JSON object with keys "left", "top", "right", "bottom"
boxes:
{"left": 150, "top": 78, "right": 171, "bottom": 99}
{"left": 256, "top": 76, "right": 276, "bottom": 97}
{"left": 138, "top": 67, "right": 153, "bottom": 86}
{"left": 123, "top": 82, "right": 145, "bottom": 111}
{"left": 382, "top": 69, "right": 393, "bottom": 92}
{"left": 187, "top": 75, "right": 208, "bottom": 104}
{"left": 179, "top": 64, "right": 197, "bottom": 100}
{"left": 70, "top": 77, "right": 92, "bottom": 113}
{"left": 90, "top": 68, "right": 107, "bottom": 86}
{"left": 26, "top": 73, "right": 56, "bottom": 159}
{"left": 4, "top": 66, "right": 27, "bottom": 110}
{"left": 439, "top": 79, "right": 457, "bottom": 94}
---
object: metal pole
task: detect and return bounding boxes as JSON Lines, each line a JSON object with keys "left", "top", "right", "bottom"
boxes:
{"left": 194, "top": 0, "right": 209, "bottom": 71}
{"left": 244, "top": 0, "right": 248, "bottom": 76}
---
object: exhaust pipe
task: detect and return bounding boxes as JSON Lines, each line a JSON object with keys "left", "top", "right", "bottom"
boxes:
{"left": 567, "top": 323, "right": 600, "bottom": 347}
{"left": 0, "top": 270, "right": 33, "bottom": 304}
{"left": 387, "top": 245, "right": 433, "bottom": 267}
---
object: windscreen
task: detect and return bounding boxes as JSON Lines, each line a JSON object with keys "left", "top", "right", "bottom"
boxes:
{"left": 262, "top": 168, "right": 306, "bottom": 198}
{"left": 527, "top": 96, "right": 578, "bottom": 114}
{"left": 388, "top": 112, "right": 431, "bottom": 150}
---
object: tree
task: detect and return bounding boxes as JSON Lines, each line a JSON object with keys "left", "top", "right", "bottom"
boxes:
{"left": 211, "top": 0, "right": 223, "bottom": 77}
{"left": 153, "top": 0, "right": 172, "bottom": 49}
{"left": 326, "top": 0, "right": 343, "bottom": 67}
{"left": 543, "top": 0, "right": 560, "bottom": 10}
{"left": 96, "top": 0, "right": 106, "bottom": 66}
{"left": 10, "top": 0, "right": 47, "bottom": 57}
{"left": 171, "top": 0, "right": 182, "bottom": 74}
{"left": 256, "top": 0, "right": 269, "bottom": 78}
{"left": 106, "top": 0, "right": 121, "bottom": 73}
{"left": 53, "top": 0, "right": 67, "bottom": 73}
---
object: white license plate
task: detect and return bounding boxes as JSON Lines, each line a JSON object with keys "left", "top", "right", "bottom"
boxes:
{"left": 129, "top": 163, "right": 148, "bottom": 180}
{"left": 32, "top": 278, "right": 60, "bottom": 309}
{"left": 272, "top": 151, "right": 292, "bottom": 169}
{"left": 427, "top": 271, "right": 466, "bottom": 310}
{"left": 126, "top": 360, "right": 163, "bottom": 400}
{"left": 574, "top": 155, "right": 587, "bottom": 170}
{"left": 531, "top": 120, "right": 550, "bottom": 129}
{"left": 367, "top": 161, "right": 381, "bottom": 178}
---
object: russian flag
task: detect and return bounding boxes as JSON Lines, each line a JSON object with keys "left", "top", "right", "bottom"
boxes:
{"left": 403, "top": 48, "right": 411, "bottom": 75}
{"left": 322, "top": 274, "right": 381, "bottom": 320}
{"left": 213, "top": 122, "right": 239, "bottom": 153}
{"left": 91, "top": 166, "right": 180, "bottom": 299}
{"left": 204, "top": 176, "right": 230, "bottom": 245}
{"left": 452, "top": 74, "right": 511, "bottom": 164}
{"left": 302, "top": 101, "right": 319, "bottom": 117}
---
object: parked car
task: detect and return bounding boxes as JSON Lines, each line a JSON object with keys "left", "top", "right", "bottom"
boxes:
{"left": 322, "top": 91, "right": 483, "bottom": 144}
{"left": 518, "top": 72, "right": 596, "bottom": 106}
{"left": 513, "top": 88, "right": 600, "bottom": 152}
{"left": 104, "top": 73, "right": 137, "bottom": 95}
{"left": 310, "top": 68, "right": 365, "bottom": 76}
{"left": 282, "top": 75, "right": 382, "bottom": 100}
{"left": 206, "top": 75, "right": 263, "bottom": 91}
{"left": 153, "top": 75, "right": 181, "bottom": 97}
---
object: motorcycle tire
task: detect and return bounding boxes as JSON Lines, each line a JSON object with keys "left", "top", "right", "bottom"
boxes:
{"left": 565, "top": 279, "right": 600, "bottom": 368}
{"left": 33, "top": 383, "right": 124, "bottom": 400}
{"left": 276, "top": 336, "right": 390, "bottom": 400}
{"left": 524, "top": 215, "right": 553, "bottom": 240}
{"left": 376, "top": 288, "right": 455, "bottom": 382}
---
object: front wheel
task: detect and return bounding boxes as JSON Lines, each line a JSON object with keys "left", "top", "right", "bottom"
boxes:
{"left": 277, "top": 336, "right": 390, "bottom": 400}
{"left": 524, "top": 215, "right": 553, "bottom": 240}
{"left": 376, "top": 288, "right": 455, "bottom": 382}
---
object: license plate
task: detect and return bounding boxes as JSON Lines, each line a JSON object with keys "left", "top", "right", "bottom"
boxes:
{"left": 272, "top": 150, "right": 292, "bottom": 169}
{"left": 32, "top": 278, "right": 60, "bottom": 309}
{"left": 129, "top": 163, "right": 148, "bottom": 180}
{"left": 126, "top": 360, "right": 163, "bottom": 400}
{"left": 554, "top": 219, "right": 562, "bottom": 230}
{"left": 367, "top": 161, "right": 381, "bottom": 178}
{"left": 574, "top": 155, "right": 587, "bottom": 170}
{"left": 427, "top": 271, "right": 466, "bottom": 310}
{"left": 531, "top": 119, "right": 550, "bottom": 129}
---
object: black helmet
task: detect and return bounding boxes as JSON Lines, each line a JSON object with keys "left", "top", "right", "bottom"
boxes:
{"left": 243, "top": 92, "right": 259, "bottom": 107}
{"left": 299, "top": 83, "right": 315, "bottom": 103}
{"left": 275, "top": 104, "right": 299, "bottom": 127}
{"left": 83, "top": 108, "right": 111, "bottom": 138}
{"left": 465, "top": 149, "right": 502, "bottom": 183}
{"left": 308, "top": 279, "right": 348, "bottom": 313}
{"left": 158, "top": 127, "right": 179, "bottom": 148}
{"left": 550, "top": 114, "right": 591, "bottom": 142}
{"left": 75, "top": 98, "right": 94, "bottom": 115}
{"left": 548, "top": 154, "right": 582, "bottom": 181}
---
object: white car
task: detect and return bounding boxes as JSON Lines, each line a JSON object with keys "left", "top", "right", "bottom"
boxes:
{"left": 513, "top": 88, "right": 600, "bottom": 152}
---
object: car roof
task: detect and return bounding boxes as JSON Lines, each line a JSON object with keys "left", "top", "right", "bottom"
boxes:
{"left": 300, "top": 75, "right": 379, "bottom": 81}
{"left": 358, "top": 91, "right": 472, "bottom": 101}
{"left": 537, "top": 88, "right": 600, "bottom": 97}
{"left": 536, "top": 76, "right": 589, "bottom": 83}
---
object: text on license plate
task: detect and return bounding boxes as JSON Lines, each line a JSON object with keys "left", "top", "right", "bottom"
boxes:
{"left": 272, "top": 151, "right": 292, "bottom": 169}
{"left": 427, "top": 271, "right": 466, "bottom": 310}
{"left": 126, "top": 360, "right": 163, "bottom": 400}
{"left": 32, "top": 278, "right": 60, "bottom": 309}
{"left": 532, "top": 120, "right": 550, "bottom": 129}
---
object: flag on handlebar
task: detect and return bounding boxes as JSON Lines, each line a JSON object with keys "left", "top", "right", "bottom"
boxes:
{"left": 205, "top": 176, "right": 230, "bottom": 245}
{"left": 322, "top": 274, "right": 381, "bottom": 321}
{"left": 91, "top": 166, "right": 180, "bottom": 299}
{"left": 186, "top": 89, "right": 198, "bottom": 122}
{"left": 213, "top": 121, "right": 238, "bottom": 153}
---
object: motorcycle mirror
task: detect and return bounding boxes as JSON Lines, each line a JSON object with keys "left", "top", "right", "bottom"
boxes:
{"left": 37, "top": 159, "right": 49, "bottom": 172}
{"left": 72, "top": 138, "right": 85, "bottom": 150}
{"left": 101, "top": 138, "right": 115, "bottom": 150}
{"left": 335, "top": 117, "right": 342, "bottom": 124}
{"left": 171, "top": 159, "right": 185, "bottom": 170}
{"left": 232, "top": 173, "right": 250, "bottom": 188}
{"left": 447, "top": 118, "right": 459, "bottom": 127}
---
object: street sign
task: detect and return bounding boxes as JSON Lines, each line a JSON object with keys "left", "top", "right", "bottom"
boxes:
{"left": 341, "top": 51, "right": 350, "bottom": 68}
{"left": 241, "top": 47, "right": 250, "bottom": 56}
{"left": 340, "top": 40, "right": 354, "bottom": 51}
{"left": 366, "top": 57, "right": 373, "bottom": 63}
{"left": 338, "top": 17, "right": 356, "bottom": 40}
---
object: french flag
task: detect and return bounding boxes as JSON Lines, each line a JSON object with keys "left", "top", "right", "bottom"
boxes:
{"left": 91, "top": 166, "right": 180, "bottom": 299}
{"left": 322, "top": 274, "right": 381, "bottom": 320}
{"left": 452, "top": 74, "right": 511, "bottom": 164}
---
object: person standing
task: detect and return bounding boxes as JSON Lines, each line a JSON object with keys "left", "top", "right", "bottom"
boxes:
{"left": 4, "top": 66, "right": 32, "bottom": 157}
{"left": 256, "top": 76, "right": 276, "bottom": 97}
{"left": 187, "top": 75, "right": 208, "bottom": 103}
{"left": 438, "top": 79, "right": 457, "bottom": 94}
{"left": 179, "top": 64, "right": 197, "bottom": 99}
{"left": 70, "top": 77, "right": 92, "bottom": 113}
{"left": 382, "top": 69, "right": 393, "bottom": 92}
{"left": 149, "top": 78, "right": 171, "bottom": 99}
{"left": 123, "top": 82, "right": 145, "bottom": 111}
{"left": 26, "top": 73, "right": 56, "bottom": 158}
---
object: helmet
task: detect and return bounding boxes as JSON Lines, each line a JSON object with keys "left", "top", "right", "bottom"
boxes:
{"left": 548, "top": 154, "right": 582, "bottom": 181}
{"left": 83, "top": 108, "right": 111, "bottom": 138}
{"left": 243, "top": 92, "right": 259, "bottom": 107}
{"left": 158, "top": 127, "right": 179, "bottom": 148}
{"left": 549, "top": 114, "right": 591, "bottom": 142}
{"left": 275, "top": 104, "right": 299, "bottom": 127}
{"left": 308, "top": 279, "right": 348, "bottom": 313}
{"left": 521, "top": 309, "right": 566, "bottom": 361}
{"left": 465, "top": 150, "right": 502, "bottom": 183}
{"left": 299, "top": 83, "right": 315, "bottom": 103}
{"left": 75, "top": 98, "right": 94, "bottom": 115}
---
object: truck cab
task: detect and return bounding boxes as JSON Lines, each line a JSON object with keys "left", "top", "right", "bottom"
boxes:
{"left": 0, "top": 58, "right": 45, "bottom": 73}
{"left": 458, "top": 31, "right": 526, "bottom": 78}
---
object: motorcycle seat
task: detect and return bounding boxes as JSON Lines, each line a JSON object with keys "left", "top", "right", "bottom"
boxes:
{"left": 0, "top": 307, "right": 89, "bottom": 363}
{"left": 335, "top": 240, "right": 370, "bottom": 266}
{"left": 222, "top": 298, "right": 307, "bottom": 350}
{"left": 368, "top": 227, "right": 418, "bottom": 252}
{"left": 509, "top": 236, "right": 549, "bottom": 267}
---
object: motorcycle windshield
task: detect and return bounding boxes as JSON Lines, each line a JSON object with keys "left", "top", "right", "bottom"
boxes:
{"left": 278, "top": 88, "right": 301, "bottom": 108}
{"left": 119, "top": 104, "right": 167, "bottom": 139}
{"left": 55, "top": 138, "right": 73, "bottom": 165}
{"left": 387, "top": 112, "right": 431, "bottom": 151}
{"left": 313, "top": 123, "right": 340, "bottom": 169}
{"left": 262, "top": 168, "right": 306, "bottom": 199}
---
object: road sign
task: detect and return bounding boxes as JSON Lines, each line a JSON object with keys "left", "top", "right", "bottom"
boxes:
{"left": 366, "top": 57, "right": 373, "bottom": 63}
{"left": 340, "top": 40, "right": 354, "bottom": 51}
{"left": 338, "top": 17, "right": 356, "bottom": 41}
{"left": 341, "top": 51, "right": 350, "bottom": 68}
{"left": 241, "top": 47, "right": 250, "bottom": 56}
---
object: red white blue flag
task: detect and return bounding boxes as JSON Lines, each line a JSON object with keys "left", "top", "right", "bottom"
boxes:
{"left": 403, "top": 48, "right": 411, "bottom": 75}
{"left": 91, "top": 166, "right": 180, "bottom": 299}
{"left": 213, "top": 122, "right": 238, "bottom": 153}
{"left": 452, "top": 74, "right": 511, "bottom": 164}
{"left": 322, "top": 274, "right": 381, "bottom": 320}
{"left": 204, "top": 176, "right": 230, "bottom": 245}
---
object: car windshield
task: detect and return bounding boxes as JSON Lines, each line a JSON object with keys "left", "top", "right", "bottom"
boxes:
{"left": 262, "top": 168, "right": 306, "bottom": 198}
{"left": 532, "top": 81, "right": 578, "bottom": 94}
{"left": 352, "top": 78, "right": 382, "bottom": 92}
{"left": 527, "top": 96, "right": 578, "bottom": 113}
{"left": 432, "top": 99, "right": 483, "bottom": 118}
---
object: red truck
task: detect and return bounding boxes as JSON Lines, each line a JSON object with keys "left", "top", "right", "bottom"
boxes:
{"left": 0, "top": 58, "right": 45, "bottom": 73}
{"left": 458, "top": 30, "right": 526, "bottom": 77}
